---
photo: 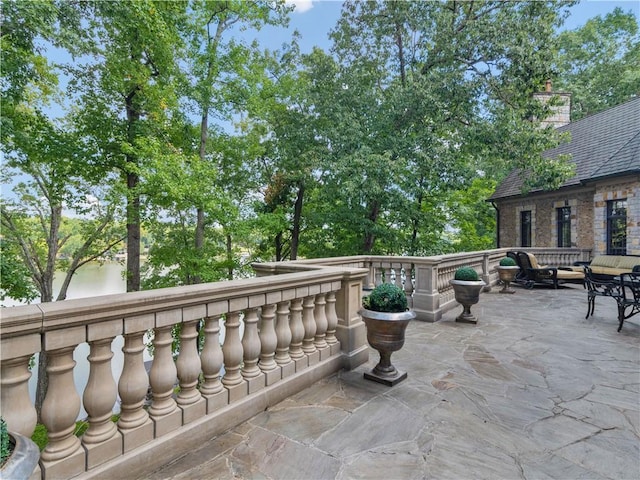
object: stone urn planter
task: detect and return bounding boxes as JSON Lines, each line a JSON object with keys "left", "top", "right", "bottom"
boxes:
{"left": 1, "top": 431, "right": 40, "bottom": 480}
{"left": 496, "top": 256, "right": 519, "bottom": 294}
{"left": 449, "top": 266, "right": 485, "bottom": 324}
{"left": 360, "top": 283, "right": 414, "bottom": 386}
{"left": 496, "top": 266, "right": 519, "bottom": 294}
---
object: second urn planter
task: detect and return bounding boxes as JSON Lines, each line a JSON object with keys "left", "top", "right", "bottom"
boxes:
{"left": 496, "top": 256, "right": 520, "bottom": 294}
{"left": 449, "top": 266, "right": 485, "bottom": 324}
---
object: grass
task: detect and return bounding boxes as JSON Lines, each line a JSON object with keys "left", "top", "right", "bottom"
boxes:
{"left": 31, "top": 415, "right": 120, "bottom": 451}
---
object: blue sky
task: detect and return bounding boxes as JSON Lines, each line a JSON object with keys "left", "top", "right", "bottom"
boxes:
{"left": 251, "top": 0, "right": 640, "bottom": 54}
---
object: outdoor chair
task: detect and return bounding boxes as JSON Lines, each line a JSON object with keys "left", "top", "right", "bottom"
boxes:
{"left": 617, "top": 272, "right": 640, "bottom": 332}
{"left": 584, "top": 266, "right": 620, "bottom": 319}
{"left": 507, "top": 250, "right": 530, "bottom": 287}
{"left": 514, "top": 251, "right": 585, "bottom": 289}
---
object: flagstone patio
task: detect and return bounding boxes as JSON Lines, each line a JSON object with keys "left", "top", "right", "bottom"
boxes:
{"left": 146, "top": 284, "right": 639, "bottom": 480}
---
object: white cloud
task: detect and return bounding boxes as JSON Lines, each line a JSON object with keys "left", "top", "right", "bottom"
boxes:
{"left": 286, "top": 0, "right": 314, "bottom": 13}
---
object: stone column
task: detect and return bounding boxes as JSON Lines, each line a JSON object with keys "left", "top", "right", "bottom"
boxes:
{"left": 334, "top": 270, "right": 369, "bottom": 370}
{"left": 411, "top": 258, "right": 442, "bottom": 322}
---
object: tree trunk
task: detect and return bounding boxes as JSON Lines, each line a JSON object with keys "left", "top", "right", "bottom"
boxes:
{"left": 394, "top": 14, "right": 406, "bottom": 86}
{"left": 126, "top": 172, "right": 141, "bottom": 292}
{"left": 193, "top": 112, "right": 208, "bottom": 285}
{"left": 35, "top": 352, "right": 48, "bottom": 421}
{"left": 125, "top": 84, "right": 141, "bottom": 292}
{"left": 361, "top": 200, "right": 380, "bottom": 253}
{"left": 290, "top": 183, "right": 305, "bottom": 260}
{"left": 410, "top": 187, "right": 424, "bottom": 256}
{"left": 226, "top": 233, "right": 233, "bottom": 280}
{"left": 275, "top": 231, "right": 283, "bottom": 261}
{"left": 34, "top": 204, "right": 61, "bottom": 419}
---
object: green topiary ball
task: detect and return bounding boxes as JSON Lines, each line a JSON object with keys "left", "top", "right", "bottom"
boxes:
{"left": 454, "top": 266, "right": 479, "bottom": 281}
{"left": 362, "top": 283, "right": 408, "bottom": 312}
{"left": 499, "top": 257, "right": 517, "bottom": 267}
{"left": 1, "top": 417, "right": 9, "bottom": 465}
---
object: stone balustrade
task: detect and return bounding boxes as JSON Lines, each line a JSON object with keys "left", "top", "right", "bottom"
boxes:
{"left": 0, "top": 248, "right": 590, "bottom": 479}
{"left": 1, "top": 265, "right": 368, "bottom": 480}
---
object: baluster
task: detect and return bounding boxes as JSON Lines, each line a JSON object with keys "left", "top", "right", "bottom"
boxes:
{"left": 41, "top": 346, "right": 82, "bottom": 462}
{"left": 242, "top": 308, "right": 261, "bottom": 377}
{"left": 314, "top": 293, "right": 328, "bottom": 355}
{"left": 275, "top": 301, "right": 292, "bottom": 365}
{"left": 0, "top": 355, "right": 37, "bottom": 437}
{"left": 367, "top": 262, "right": 375, "bottom": 289}
{"left": 404, "top": 263, "right": 414, "bottom": 307}
{"left": 200, "top": 315, "right": 226, "bottom": 412}
{"left": 403, "top": 264, "right": 413, "bottom": 294}
{"left": 149, "top": 326, "right": 178, "bottom": 418}
{"left": 242, "top": 308, "right": 264, "bottom": 393}
{"left": 325, "top": 291, "right": 339, "bottom": 354}
{"left": 118, "top": 332, "right": 150, "bottom": 431}
{"left": 221, "top": 312, "right": 243, "bottom": 387}
{"left": 394, "top": 266, "right": 402, "bottom": 288}
{"left": 83, "top": 338, "right": 117, "bottom": 444}
{"left": 176, "top": 319, "right": 203, "bottom": 407}
{"left": 201, "top": 315, "right": 223, "bottom": 394}
{"left": 289, "top": 298, "right": 305, "bottom": 367}
{"left": 374, "top": 266, "right": 383, "bottom": 286}
{"left": 302, "top": 296, "right": 318, "bottom": 365}
{"left": 259, "top": 304, "right": 279, "bottom": 385}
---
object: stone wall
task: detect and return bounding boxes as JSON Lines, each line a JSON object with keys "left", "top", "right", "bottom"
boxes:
{"left": 497, "top": 187, "right": 593, "bottom": 250}
{"left": 593, "top": 178, "right": 640, "bottom": 255}
{"left": 496, "top": 176, "right": 640, "bottom": 255}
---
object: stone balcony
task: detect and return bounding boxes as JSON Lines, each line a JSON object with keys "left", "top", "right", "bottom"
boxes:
{"left": 4, "top": 247, "right": 638, "bottom": 479}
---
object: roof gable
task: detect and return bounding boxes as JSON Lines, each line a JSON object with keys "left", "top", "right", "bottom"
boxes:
{"left": 490, "top": 97, "right": 640, "bottom": 200}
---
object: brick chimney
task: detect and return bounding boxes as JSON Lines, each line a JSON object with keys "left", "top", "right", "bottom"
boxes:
{"left": 533, "top": 80, "right": 571, "bottom": 128}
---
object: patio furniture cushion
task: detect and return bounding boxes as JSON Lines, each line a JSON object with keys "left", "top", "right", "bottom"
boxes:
{"left": 588, "top": 255, "right": 640, "bottom": 278}
{"left": 512, "top": 251, "right": 585, "bottom": 289}
{"left": 525, "top": 253, "right": 584, "bottom": 281}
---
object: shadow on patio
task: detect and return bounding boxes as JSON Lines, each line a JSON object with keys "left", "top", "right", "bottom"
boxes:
{"left": 147, "top": 284, "right": 640, "bottom": 480}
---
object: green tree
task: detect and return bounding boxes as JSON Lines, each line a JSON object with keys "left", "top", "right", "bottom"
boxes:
{"left": 448, "top": 177, "right": 497, "bottom": 252}
{"left": 139, "top": 1, "right": 291, "bottom": 284}
{"left": 0, "top": 238, "right": 38, "bottom": 305}
{"left": 0, "top": 0, "right": 59, "bottom": 139}
{"left": 1, "top": 108, "right": 125, "bottom": 418}
{"left": 310, "top": 0, "right": 575, "bottom": 256}
{"left": 67, "top": 0, "right": 186, "bottom": 292}
{"left": 554, "top": 7, "right": 640, "bottom": 120}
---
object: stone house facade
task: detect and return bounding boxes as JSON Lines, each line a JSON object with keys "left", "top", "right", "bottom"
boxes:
{"left": 489, "top": 96, "right": 640, "bottom": 256}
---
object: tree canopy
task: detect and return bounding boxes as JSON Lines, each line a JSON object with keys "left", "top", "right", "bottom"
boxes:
{"left": 2, "top": 0, "right": 639, "bottom": 302}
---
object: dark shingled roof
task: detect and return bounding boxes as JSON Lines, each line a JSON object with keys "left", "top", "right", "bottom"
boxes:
{"left": 489, "top": 97, "right": 640, "bottom": 200}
